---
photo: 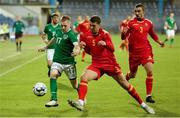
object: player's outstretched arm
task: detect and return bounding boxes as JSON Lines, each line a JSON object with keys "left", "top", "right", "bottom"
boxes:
{"left": 149, "top": 24, "right": 164, "bottom": 47}
{"left": 38, "top": 38, "right": 55, "bottom": 52}
{"left": 71, "top": 42, "right": 80, "bottom": 56}
{"left": 38, "top": 47, "right": 46, "bottom": 52}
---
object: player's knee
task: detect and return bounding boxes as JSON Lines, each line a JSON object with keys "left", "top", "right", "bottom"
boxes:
{"left": 50, "top": 69, "right": 59, "bottom": 78}
{"left": 80, "top": 75, "right": 88, "bottom": 82}
{"left": 47, "top": 61, "right": 52, "bottom": 67}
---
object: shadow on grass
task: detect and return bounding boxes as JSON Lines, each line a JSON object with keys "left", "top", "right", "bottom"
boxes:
{"left": 129, "top": 102, "right": 180, "bottom": 117}
{"left": 57, "top": 83, "right": 74, "bottom": 92}
{"left": 154, "top": 106, "right": 180, "bottom": 117}
{"left": 58, "top": 108, "right": 89, "bottom": 117}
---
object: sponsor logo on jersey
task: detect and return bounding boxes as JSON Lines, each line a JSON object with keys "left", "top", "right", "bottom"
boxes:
{"left": 63, "top": 34, "right": 68, "bottom": 39}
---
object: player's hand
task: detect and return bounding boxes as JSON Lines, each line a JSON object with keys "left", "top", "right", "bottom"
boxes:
{"left": 71, "top": 49, "right": 80, "bottom": 57}
{"left": 38, "top": 47, "right": 46, "bottom": 52}
{"left": 97, "top": 40, "right": 106, "bottom": 46}
{"left": 79, "top": 41, "right": 86, "bottom": 48}
{"left": 71, "top": 45, "right": 80, "bottom": 57}
{"left": 119, "top": 40, "right": 127, "bottom": 50}
{"left": 159, "top": 41, "right": 165, "bottom": 47}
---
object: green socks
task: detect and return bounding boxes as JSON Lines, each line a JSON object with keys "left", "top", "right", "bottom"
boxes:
{"left": 50, "top": 78, "right": 57, "bottom": 101}
{"left": 170, "top": 38, "right": 174, "bottom": 46}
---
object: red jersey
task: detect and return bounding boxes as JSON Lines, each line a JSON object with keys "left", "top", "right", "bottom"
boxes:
{"left": 126, "top": 18, "right": 159, "bottom": 53}
{"left": 76, "top": 20, "right": 90, "bottom": 34}
{"left": 80, "top": 28, "right": 117, "bottom": 65}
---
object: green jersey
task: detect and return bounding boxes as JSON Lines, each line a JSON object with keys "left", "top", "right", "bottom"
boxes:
{"left": 166, "top": 17, "right": 176, "bottom": 30}
{"left": 73, "top": 21, "right": 79, "bottom": 29}
{"left": 13, "top": 20, "right": 25, "bottom": 34}
{"left": 44, "top": 23, "right": 61, "bottom": 49}
{"left": 53, "top": 29, "right": 78, "bottom": 64}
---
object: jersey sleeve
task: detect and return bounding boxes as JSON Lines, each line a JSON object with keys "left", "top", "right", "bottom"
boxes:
{"left": 69, "top": 31, "right": 78, "bottom": 43}
{"left": 121, "top": 20, "right": 131, "bottom": 40}
{"left": 148, "top": 22, "right": 158, "bottom": 42}
{"left": 22, "top": 22, "right": 25, "bottom": 29}
{"left": 44, "top": 25, "right": 48, "bottom": 34}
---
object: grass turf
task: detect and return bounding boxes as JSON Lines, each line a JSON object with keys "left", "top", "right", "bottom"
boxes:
{"left": 0, "top": 34, "right": 180, "bottom": 117}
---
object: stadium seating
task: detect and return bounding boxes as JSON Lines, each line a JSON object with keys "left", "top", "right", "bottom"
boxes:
{"left": 60, "top": 0, "right": 179, "bottom": 33}
{"left": 0, "top": 14, "right": 14, "bottom": 26}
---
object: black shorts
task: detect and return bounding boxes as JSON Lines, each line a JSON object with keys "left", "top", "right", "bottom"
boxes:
{"left": 15, "top": 33, "right": 23, "bottom": 39}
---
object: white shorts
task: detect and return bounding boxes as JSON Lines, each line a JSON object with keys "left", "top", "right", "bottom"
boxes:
{"left": 51, "top": 62, "right": 77, "bottom": 80}
{"left": 46, "top": 49, "right": 55, "bottom": 61}
{"left": 166, "top": 30, "right": 175, "bottom": 37}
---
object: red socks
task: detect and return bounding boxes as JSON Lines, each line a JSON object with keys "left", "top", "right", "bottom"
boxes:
{"left": 128, "top": 84, "right": 143, "bottom": 104}
{"left": 146, "top": 76, "right": 153, "bottom": 96}
{"left": 78, "top": 80, "right": 88, "bottom": 100}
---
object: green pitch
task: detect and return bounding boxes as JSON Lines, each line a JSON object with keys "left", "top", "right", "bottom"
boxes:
{"left": 0, "top": 34, "right": 180, "bottom": 117}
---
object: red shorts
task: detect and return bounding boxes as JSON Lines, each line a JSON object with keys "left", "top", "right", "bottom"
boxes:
{"left": 129, "top": 51, "right": 154, "bottom": 73}
{"left": 87, "top": 63, "right": 122, "bottom": 80}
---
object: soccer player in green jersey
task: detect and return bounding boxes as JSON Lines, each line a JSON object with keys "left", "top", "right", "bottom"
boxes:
{"left": 13, "top": 16, "right": 25, "bottom": 52}
{"left": 164, "top": 11, "right": 177, "bottom": 48}
{"left": 41, "top": 13, "right": 60, "bottom": 77}
{"left": 39, "top": 15, "right": 80, "bottom": 107}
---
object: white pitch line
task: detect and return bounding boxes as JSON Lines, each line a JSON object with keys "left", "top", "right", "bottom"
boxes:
{"left": 0, "top": 54, "right": 45, "bottom": 77}
{"left": 0, "top": 52, "right": 21, "bottom": 61}
{"left": 0, "top": 44, "right": 45, "bottom": 61}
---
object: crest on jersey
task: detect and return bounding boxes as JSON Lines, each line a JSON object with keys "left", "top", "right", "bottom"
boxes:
{"left": 145, "top": 23, "right": 148, "bottom": 26}
{"left": 63, "top": 34, "right": 68, "bottom": 39}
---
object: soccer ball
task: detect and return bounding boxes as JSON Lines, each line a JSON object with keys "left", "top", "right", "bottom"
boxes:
{"left": 33, "top": 82, "right": 47, "bottom": 96}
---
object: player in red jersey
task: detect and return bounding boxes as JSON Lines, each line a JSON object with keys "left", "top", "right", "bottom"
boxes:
{"left": 68, "top": 15, "right": 155, "bottom": 114}
{"left": 119, "top": 15, "right": 131, "bottom": 51}
{"left": 76, "top": 15, "right": 90, "bottom": 62}
{"left": 123, "top": 3, "right": 164, "bottom": 103}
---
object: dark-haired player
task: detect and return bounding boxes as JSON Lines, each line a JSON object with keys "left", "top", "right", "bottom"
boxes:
{"left": 123, "top": 3, "right": 164, "bottom": 103}
{"left": 68, "top": 15, "right": 155, "bottom": 114}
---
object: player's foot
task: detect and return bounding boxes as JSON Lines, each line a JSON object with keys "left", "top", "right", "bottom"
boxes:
{"left": 68, "top": 99, "right": 84, "bottom": 111}
{"left": 146, "top": 96, "right": 155, "bottom": 103}
{"left": 45, "top": 100, "right": 58, "bottom": 107}
{"left": 142, "top": 104, "right": 155, "bottom": 114}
